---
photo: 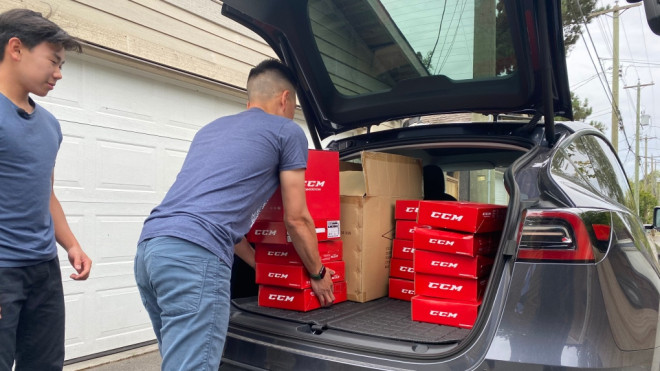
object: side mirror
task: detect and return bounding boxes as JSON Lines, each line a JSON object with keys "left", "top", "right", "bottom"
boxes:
{"left": 654, "top": 207, "right": 660, "bottom": 229}
{"left": 630, "top": 0, "right": 660, "bottom": 35}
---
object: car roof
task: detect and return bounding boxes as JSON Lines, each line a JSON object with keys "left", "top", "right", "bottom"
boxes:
{"left": 222, "top": 0, "right": 572, "bottom": 141}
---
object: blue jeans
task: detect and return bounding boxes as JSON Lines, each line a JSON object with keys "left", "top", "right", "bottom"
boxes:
{"left": 134, "top": 236, "right": 231, "bottom": 371}
{"left": 0, "top": 258, "right": 65, "bottom": 371}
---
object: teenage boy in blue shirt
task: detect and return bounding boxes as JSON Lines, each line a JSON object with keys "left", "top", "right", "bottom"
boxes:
{"left": 0, "top": 8, "right": 92, "bottom": 370}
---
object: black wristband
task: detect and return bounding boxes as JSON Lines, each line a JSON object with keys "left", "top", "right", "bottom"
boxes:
{"left": 309, "top": 265, "right": 326, "bottom": 280}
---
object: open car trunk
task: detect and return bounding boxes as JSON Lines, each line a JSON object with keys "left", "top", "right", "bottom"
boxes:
{"left": 228, "top": 124, "right": 537, "bottom": 354}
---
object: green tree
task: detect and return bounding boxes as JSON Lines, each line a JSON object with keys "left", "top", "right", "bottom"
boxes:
{"left": 639, "top": 188, "right": 658, "bottom": 223}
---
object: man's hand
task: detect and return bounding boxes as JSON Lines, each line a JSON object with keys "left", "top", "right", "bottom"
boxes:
{"left": 310, "top": 267, "right": 335, "bottom": 307}
{"left": 67, "top": 245, "right": 92, "bottom": 280}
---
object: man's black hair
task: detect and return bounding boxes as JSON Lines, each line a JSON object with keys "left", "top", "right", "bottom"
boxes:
{"left": 247, "top": 59, "right": 297, "bottom": 87}
{"left": 0, "top": 8, "right": 81, "bottom": 62}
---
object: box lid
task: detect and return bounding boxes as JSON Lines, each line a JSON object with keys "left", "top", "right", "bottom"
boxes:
{"left": 340, "top": 152, "right": 422, "bottom": 198}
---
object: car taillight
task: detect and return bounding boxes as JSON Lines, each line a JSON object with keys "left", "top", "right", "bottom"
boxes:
{"left": 516, "top": 209, "right": 612, "bottom": 263}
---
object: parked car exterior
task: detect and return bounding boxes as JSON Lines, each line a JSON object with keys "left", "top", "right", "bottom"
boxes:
{"left": 219, "top": 0, "right": 660, "bottom": 369}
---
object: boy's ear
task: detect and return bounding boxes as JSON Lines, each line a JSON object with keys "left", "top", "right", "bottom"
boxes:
{"left": 5, "top": 37, "right": 24, "bottom": 61}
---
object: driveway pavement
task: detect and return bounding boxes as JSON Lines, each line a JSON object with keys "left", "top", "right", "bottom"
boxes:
{"left": 63, "top": 344, "right": 161, "bottom": 371}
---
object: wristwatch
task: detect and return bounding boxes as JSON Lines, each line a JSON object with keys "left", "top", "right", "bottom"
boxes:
{"left": 309, "top": 265, "right": 326, "bottom": 280}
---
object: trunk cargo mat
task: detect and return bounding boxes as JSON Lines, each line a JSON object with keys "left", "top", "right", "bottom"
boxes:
{"left": 232, "top": 297, "right": 469, "bottom": 344}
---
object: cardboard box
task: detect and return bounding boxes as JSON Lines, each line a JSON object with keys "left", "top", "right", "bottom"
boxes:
{"left": 391, "top": 239, "right": 414, "bottom": 260}
{"left": 414, "top": 250, "right": 493, "bottom": 279}
{"left": 394, "top": 199, "right": 421, "bottom": 220}
{"left": 413, "top": 228, "right": 499, "bottom": 257}
{"left": 254, "top": 240, "right": 343, "bottom": 265}
{"left": 414, "top": 272, "right": 486, "bottom": 301}
{"left": 247, "top": 218, "right": 340, "bottom": 244}
{"left": 417, "top": 201, "right": 507, "bottom": 233}
{"left": 389, "top": 258, "right": 415, "bottom": 281}
{"left": 258, "top": 281, "right": 347, "bottom": 312}
{"left": 411, "top": 295, "right": 481, "bottom": 329}
{"left": 395, "top": 220, "right": 425, "bottom": 241}
{"left": 255, "top": 260, "right": 345, "bottom": 289}
{"left": 257, "top": 149, "right": 340, "bottom": 221}
{"left": 388, "top": 277, "right": 415, "bottom": 301}
{"left": 340, "top": 152, "right": 423, "bottom": 302}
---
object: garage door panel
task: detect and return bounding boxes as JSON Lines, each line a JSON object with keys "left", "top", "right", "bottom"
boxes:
{"left": 56, "top": 134, "right": 86, "bottom": 190}
{"left": 96, "top": 139, "right": 157, "bottom": 193}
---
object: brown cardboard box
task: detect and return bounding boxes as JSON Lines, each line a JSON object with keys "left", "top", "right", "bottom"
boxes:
{"left": 340, "top": 152, "right": 422, "bottom": 302}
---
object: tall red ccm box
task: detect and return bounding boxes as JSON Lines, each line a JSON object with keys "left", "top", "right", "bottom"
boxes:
{"left": 256, "top": 149, "right": 340, "bottom": 221}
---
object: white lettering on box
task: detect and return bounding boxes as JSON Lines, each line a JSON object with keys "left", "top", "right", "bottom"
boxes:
{"left": 405, "top": 207, "right": 419, "bottom": 213}
{"left": 430, "top": 212, "right": 464, "bottom": 221}
{"left": 305, "top": 180, "right": 325, "bottom": 188}
{"left": 402, "top": 289, "right": 415, "bottom": 295}
{"left": 268, "top": 273, "right": 288, "bottom": 279}
{"left": 267, "top": 251, "right": 288, "bottom": 257}
{"left": 428, "top": 282, "right": 463, "bottom": 291}
{"left": 255, "top": 230, "right": 277, "bottom": 236}
{"left": 399, "top": 266, "right": 414, "bottom": 273}
{"left": 268, "top": 294, "right": 294, "bottom": 302}
{"left": 402, "top": 247, "right": 415, "bottom": 253}
{"left": 431, "top": 261, "right": 458, "bottom": 268}
{"left": 428, "top": 239, "right": 455, "bottom": 246}
{"left": 429, "top": 310, "right": 458, "bottom": 318}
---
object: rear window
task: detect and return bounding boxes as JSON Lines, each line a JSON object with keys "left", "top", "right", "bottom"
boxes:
{"left": 309, "top": 0, "right": 518, "bottom": 96}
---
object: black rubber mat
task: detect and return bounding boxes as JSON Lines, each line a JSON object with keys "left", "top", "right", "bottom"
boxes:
{"left": 232, "top": 297, "right": 470, "bottom": 344}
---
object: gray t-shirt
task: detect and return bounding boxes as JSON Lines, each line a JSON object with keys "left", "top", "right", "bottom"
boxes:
{"left": 139, "top": 108, "right": 308, "bottom": 266}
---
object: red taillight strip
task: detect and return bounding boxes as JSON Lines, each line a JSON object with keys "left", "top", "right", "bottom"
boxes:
{"left": 517, "top": 210, "right": 595, "bottom": 262}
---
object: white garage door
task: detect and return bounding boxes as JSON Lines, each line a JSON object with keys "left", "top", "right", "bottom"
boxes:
{"left": 35, "top": 52, "right": 247, "bottom": 360}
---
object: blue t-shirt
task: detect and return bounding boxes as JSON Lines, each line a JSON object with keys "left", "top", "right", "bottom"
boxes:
{"left": 0, "top": 94, "right": 62, "bottom": 267}
{"left": 139, "top": 108, "right": 308, "bottom": 266}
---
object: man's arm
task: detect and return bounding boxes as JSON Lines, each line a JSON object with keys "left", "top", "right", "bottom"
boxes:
{"left": 234, "top": 237, "right": 255, "bottom": 269}
{"left": 280, "top": 169, "right": 335, "bottom": 307}
{"left": 50, "top": 173, "right": 91, "bottom": 280}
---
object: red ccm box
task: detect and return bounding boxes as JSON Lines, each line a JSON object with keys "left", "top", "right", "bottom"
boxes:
{"left": 255, "top": 240, "right": 343, "bottom": 265}
{"left": 414, "top": 272, "right": 486, "bottom": 302}
{"left": 395, "top": 220, "right": 425, "bottom": 241}
{"left": 389, "top": 258, "right": 414, "bottom": 281}
{"left": 257, "top": 149, "right": 340, "bottom": 221}
{"left": 411, "top": 295, "right": 482, "bottom": 329}
{"left": 391, "top": 239, "right": 414, "bottom": 260}
{"left": 414, "top": 250, "right": 493, "bottom": 279}
{"left": 388, "top": 277, "right": 415, "bottom": 301}
{"left": 255, "top": 260, "right": 345, "bottom": 289}
{"left": 413, "top": 228, "right": 499, "bottom": 257}
{"left": 258, "top": 281, "right": 347, "bottom": 312}
{"left": 394, "top": 199, "right": 421, "bottom": 221}
{"left": 247, "top": 219, "right": 340, "bottom": 244}
{"left": 417, "top": 201, "right": 507, "bottom": 233}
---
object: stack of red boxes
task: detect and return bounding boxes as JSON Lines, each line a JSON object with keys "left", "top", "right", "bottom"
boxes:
{"left": 411, "top": 201, "right": 506, "bottom": 329}
{"left": 388, "top": 199, "right": 423, "bottom": 301}
{"left": 247, "top": 150, "right": 347, "bottom": 311}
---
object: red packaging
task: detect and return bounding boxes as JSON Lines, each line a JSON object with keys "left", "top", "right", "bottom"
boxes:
{"left": 394, "top": 199, "right": 421, "bottom": 221}
{"left": 257, "top": 150, "right": 340, "bottom": 221}
{"left": 414, "top": 250, "right": 493, "bottom": 279}
{"left": 413, "top": 228, "right": 499, "bottom": 257}
{"left": 255, "top": 261, "right": 345, "bottom": 289}
{"left": 417, "top": 201, "right": 507, "bottom": 233}
{"left": 414, "top": 273, "right": 486, "bottom": 301}
{"left": 258, "top": 281, "right": 347, "bottom": 312}
{"left": 395, "top": 220, "right": 424, "bottom": 241}
{"left": 388, "top": 277, "right": 415, "bottom": 301}
{"left": 411, "top": 295, "right": 482, "bottom": 329}
{"left": 389, "top": 258, "right": 414, "bottom": 281}
{"left": 255, "top": 240, "right": 343, "bottom": 265}
{"left": 392, "top": 239, "right": 414, "bottom": 260}
{"left": 247, "top": 219, "right": 340, "bottom": 244}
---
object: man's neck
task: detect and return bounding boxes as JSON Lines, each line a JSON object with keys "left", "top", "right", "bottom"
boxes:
{"left": 0, "top": 70, "right": 32, "bottom": 113}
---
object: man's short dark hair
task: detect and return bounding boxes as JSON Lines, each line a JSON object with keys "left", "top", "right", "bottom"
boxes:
{"left": 0, "top": 8, "right": 81, "bottom": 62}
{"left": 248, "top": 59, "right": 296, "bottom": 88}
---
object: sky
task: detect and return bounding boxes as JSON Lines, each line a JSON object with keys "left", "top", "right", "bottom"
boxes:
{"left": 566, "top": 0, "right": 660, "bottom": 182}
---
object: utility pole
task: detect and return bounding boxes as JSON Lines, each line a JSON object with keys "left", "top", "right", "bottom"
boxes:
{"left": 590, "top": 2, "right": 641, "bottom": 152}
{"left": 624, "top": 80, "right": 654, "bottom": 215}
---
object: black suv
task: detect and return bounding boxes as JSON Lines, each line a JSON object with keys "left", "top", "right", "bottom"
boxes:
{"left": 220, "top": 1, "right": 660, "bottom": 369}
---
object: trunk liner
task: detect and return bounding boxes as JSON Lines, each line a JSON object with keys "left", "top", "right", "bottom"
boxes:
{"left": 232, "top": 297, "right": 470, "bottom": 344}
